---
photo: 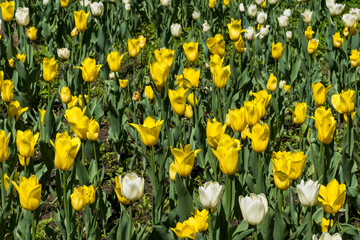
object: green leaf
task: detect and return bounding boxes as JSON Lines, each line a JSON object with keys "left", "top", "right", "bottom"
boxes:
{"left": 175, "top": 174, "right": 194, "bottom": 222}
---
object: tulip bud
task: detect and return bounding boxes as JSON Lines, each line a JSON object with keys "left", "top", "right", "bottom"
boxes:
{"left": 296, "top": 179, "right": 320, "bottom": 207}
{"left": 9, "top": 101, "right": 28, "bottom": 121}
{"left": 71, "top": 186, "right": 87, "bottom": 211}
{"left": 301, "top": 9, "right": 313, "bottom": 23}
{"left": 183, "top": 42, "right": 199, "bottom": 63}
{"left": 202, "top": 20, "right": 211, "bottom": 33}
{"left": 144, "top": 85, "right": 155, "bottom": 101}
{"left": 125, "top": 3, "right": 131, "bottom": 11}
{"left": 71, "top": 27, "right": 79, "bottom": 37}
{"left": 199, "top": 182, "right": 223, "bottom": 210}
{"left": 257, "top": 11, "right": 267, "bottom": 25}
{"left": 119, "top": 79, "right": 128, "bottom": 89}
{"left": 90, "top": 2, "right": 104, "bottom": 17}
{"left": 307, "top": 39, "right": 319, "bottom": 55}
{"left": 169, "top": 162, "right": 176, "bottom": 181}
{"left": 168, "top": 87, "right": 189, "bottom": 115}
{"left": 267, "top": 73, "right": 277, "bottom": 92}
{"left": 109, "top": 72, "right": 115, "bottom": 79}
{"left": 138, "top": 35, "right": 146, "bottom": 49}
{"left": 283, "top": 9, "right": 291, "bottom": 17}
{"left": 120, "top": 173, "right": 145, "bottom": 201}
{"left": 57, "top": 48, "right": 70, "bottom": 60}
{"left": 43, "top": 0, "right": 49, "bottom": 6}
{"left": 161, "top": 0, "right": 171, "bottom": 6}
{"left": 244, "top": 26, "right": 256, "bottom": 40}
{"left": 247, "top": 4, "right": 257, "bottom": 18}
{"left": 171, "top": 23, "right": 182, "bottom": 37}
{"left": 239, "top": 3, "right": 245, "bottom": 12}
{"left": 286, "top": 31, "right": 292, "bottom": 39}
{"left": 292, "top": 102, "right": 307, "bottom": 125}
{"left": 132, "top": 91, "right": 140, "bottom": 101}
{"left": 60, "top": 86, "right": 72, "bottom": 104}
{"left": 8, "top": 59, "right": 14, "bottom": 67}
{"left": 15, "top": 7, "right": 30, "bottom": 26}
{"left": 16, "top": 53, "right": 26, "bottom": 63}
{"left": 209, "top": 0, "right": 216, "bottom": 8}
{"left": 43, "top": 57, "right": 58, "bottom": 82}
{"left": 60, "top": 0, "right": 69, "bottom": 7}
{"left": 192, "top": 11, "right": 200, "bottom": 20}
{"left": 350, "top": 49, "right": 360, "bottom": 67}
{"left": 278, "top": 15, "right": 289, "bottom": 28}
{"left": 87, "top": 119, "right": 100, "bottom": 141}
{"left": 239, "top": 193, "right": 268, "bottom": 225}
{"left": 1, "top": 80, "right": 14, "bottom": 102}
{"left": 185, "top": 104, "right": 193, "bottom": 119}
{"left": 0, "top": 130, "right": 11, "bottom": 162}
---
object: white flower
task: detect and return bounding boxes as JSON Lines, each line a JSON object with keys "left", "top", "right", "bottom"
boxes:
{"left": 301, "top": 9, "right": 313, "bottom": 23}
{"left": 122, "top": 0, "right": 130, "bottom": 4}
{"left": 244, "top": 26, "right": 255, "bottom": 40}
{"left": 161, "top": 0, "right": 171, "bottom": 6}
{"left": 254, "top": 0, "right": 264, "bottom": 6}
{"left": 15, "top": 7, "right": 30, "bottom": 26}
{"left": 283, "top": 9, "right": 291, "bottom": 17}
{"left": 109, "top": 72, "right": 115, "bottom": 79}
{"left": 312, "top": 232, "right": 342, "bottom": 240}
{"left": 239, "top": 193, "right": 268, "bottom": 225}
{"left": 286, "top": 31, "right": 292, "bottom": 39}
{"left": 248, "top": 4, "right": 257, "bottom": 18}
{"left": 268, "top": 0, "right": 277, "bottom": 4}
{"left": 192, "top": 11, "right": 200, "bottom": 20}
{"left": 278, "top": 15, "right": 289, "bottom": 28}
{"left": 57, "top": 48, "right": 70, "bottom": 60}
{"left": 325, "top": 0, "right": 335, "bottom": 8}
{"left": 328, "top": 4, "right": 345, "bottom": 16}
{"left": 279, "top": 80, "right": 286, "bottom": 89}
{"left": 80, "top": 0, "right": 91, "bottom": 7}
{"left": 90, "top": 2, "right": 104, "bottom": 17}
{"left": 199, "top": 182, "right": 223, "bottom": 210}
{"left": 202, "top": 20, "right": 210, "bottom": 33}
{"left": 43, "top": 0, "right": 49, "bottom": 6}
{"left": 120, "top": 173, "right": 144, "bottom": 201}
{"left": 258, "top": 25, "right": 270, "bottom": 38}
{"left": 170, "top": 23, "right": 182, "bottom": 37}
{"left": 257, "top": 11, "right": 267, "bottom": 25}
{"left": 296, "top": 179, "right": 320, "bottom": 207}
{"left": 125, "top": 3, "right": 131, "bottom": 11}
{"left": 342, "top": 13, "right": 357, "bottom": 27}
{"left": 350, "top": 8, "right": 360, "bottom": 21}
{"left": 239, "top": 3, "right": 245, "bottom": 12}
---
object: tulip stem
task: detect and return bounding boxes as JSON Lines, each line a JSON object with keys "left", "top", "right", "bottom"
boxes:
{"left": 208, "top": 212, "right": 214, "bottom": 240}
{"left": 179, "top": 115, "right": 183, "bottom": 146}
{"left": 77, "top": 212, "right": 82, "bottom": 240}
{"left": 82, "top": 142, "right": 85, "bottom": 163}
{"left": 193, "top": 90, "right": 198, "bottom": 125}
{"left": 88, "top": 82, "right": 91, "bottom": 105}
{"left": 62, "top": 171, "right": 70, "bottom": 239}
{"left": 0, "top": 162, "right": 5, "bottom": 209}
{"left": 308, "top": 206, "right": 312, "bottom": 236}
{"left": 217, "top": 89, "right": 221, "bottom": 123}
{"left": 48, "top": 82, "right": 50, "bottom": 104}
{"left": 79, "top": 32, "right": 84, "bottom": 59}
{"left": 278, "top": 188, "right": 283, "bottom": 212}
{"left": 31, "top": 211, "right": 36, "bottom": 240}
{"left": 127, "top": 205, "right": 132, "bottom": 240}
{"left": 253, "top": 225, "right": 258, "bottom": 240}
{"left": 24, "top": 161, "right": 27, "bottom": 178}
{"left": 225, "top": 175, "right": 232, "bottom": 222}
{"left": 321, "top": 143, "right": 325, "bottom": 184}
{"left": 7, "top": 23, "right": 11, "bottom": 40}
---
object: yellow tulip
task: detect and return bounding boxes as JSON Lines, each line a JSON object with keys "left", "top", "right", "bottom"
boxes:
{"left": 8, "top": 58, "right": 14, "bottom": 67}
{"left": 193, "top": 209, "right": 209, "bottom": 232}
{"left": 1, "top": 80, "right": 14, "bottom": 103}
{"left": 227, "top": 18, "right": 243, "bottom": 41}
{"left": 132, "top": 92, "right": 140, "bottom": 101}
{"left": 18, "top": 154, "right": 29, "bottom": 166}
{"left": 344, "top": 27, "right": 349, "bottom": 37}
{"left": 138, "top": 35, "right": 146, "bottom": 49}
{"left": 292, "top": 102, "right": 307, "bottom": 125}
{"left": 178, "top": 68, "right": 200, "bottom": 89}
{"left": 70, "top": 186, "right": 87, "bottom": 211}
{"left": 75, "top": 57, "right": 102, "bottom": 83}
{"left": 170, "top": 144, "right": 201, "bottom": 178}
{"left": 349, "top": 49, "right": 360, "bottom": 67}
{"left": 0, "top": 130, "right": 11, "bottom": 162}
{"left": 71, "top": 27, "right": 79, "bottom": 37}
{"left": 250, "top": 90, "right": 272, "bottom": 107}
{"left": 87, "top": 118, "right": 100, "bottom": 141}
{"left": 50, "top": 131, "right": 81, "bottom": 171}
{"left": 223, "top": 0, "right": 230, "bottom": 6}
{"left": 183, "top": 42, "right": 199, "bottom": 62}
{"left": 229, "top": 107, "right": 247, "bottom": 132}
{"left": 245, "top": 123, "right": 269, "bottom": 153}
{"left": 115, "top": 175, "right": 130, "bottom": 205}
{"left": 244, "top": 101, "right": 261, "bottom": 126}
{"left": 107, "top": 51, "right": 125, "bottom": 72}
{"left": 168, "top": 87, "right": 189, "bottom": 115}
{"left": 128, "top": 116, "right": 164, "bottom": 146}
{"left": 4, "top": 172, "right": 18, "bottom": 192}
{"left": 235, "top": 35, "right": 245, "bottom": 53}
{"left": 289, "top": 152, "right": 307, "bottom": 180}
{"left": 314, "top": 107, "right": 336, "bottom": 144}
{"left": 39, "top": 109, "right": 45, "bottom": 125}
{"left": 169, "top": 162, "right": 176, "bottom": 181}
{"left": 333, "top": 32, "right": 343, "bottom": 48}
{"left": 65, "top": 106, "right": 90, "bottom": 139}
{"left": 206, "top": 118, "right": 226, "bottom": 149}
{"left": 349, "top": 22, "right": 357, "bottom": 36}
{"left": 314, "top": 107, "right": 333, "bottom": 130}
{"left": 74, "top": 10, "right": 90, "bottom": 32}
{"left": 187, "top": 92, "right": 198, "bottom": 107}
{"left": 60, "top": 0, "right": 69, "bottom": 7}
{"left": 206, "top": 34, "right": 225, "bottom": 57}
{"left": 254, "top": 98, "right": 267, "bottom": 119}
{"left": 171, "top": 220, "right": 197, "bottom": 239}
{"left": 43, "top": 57, "right": 58, "bottom": 82}
{"left": 144, "top": 85, "right": 155, "bottom": 101}
{"left": 225, "top": 113, "right": 231, "bottom": 126}
{"left": 209, "top": 0, "right": 216, "bottom": 8}
{"left": 154, "top": 48, "right": 175, "bottom": 69}
{"left": 128, "top": 38, "right": 141, "bottom": 58}
{"left": 312, "top": 82, "right": 331, "bottom": 106}
{"left": 119, "top": 79, "right": 128, "bottom": 89}
{"left": 267, "top": 73, "right": 277, "bottom": 92}
{"left": 271, "top": 42, "right": 286, "bottom": 60}
{"left": 83, "top": 185, "right": 97, "bottom": 205}
{"left": 331, "top": 89, "right": 355, "bottom": 115}
{"left": 344, "top": 111, "right": 356, "bottom": 123}
{"left": 16, "top": 54, "right": 26, "bottom": 63}
{"left": 307, "top": 39, "right": 319, "bottom": 55}
{"left": 12, "top": 175, "right": 41, "bottom": 211}
{"left": 27, "top": 26, "right": 38, "bottom": 41}
{"left": 16, "top": 130, "right": 39, "bottom": 158}
{"left": 304, "top": 26, "right": 314, "bottom": 40}
{"left": 0, "top": 1, "right": 15, "bottom": 22}
{"left": 9, "top": 101, "right": 28, "bottom": 121}
{"left": 318, "top": 178, "right": 346, "bottom": 214}
{"left": 320, "top": 218, "right": 333, "bottom": 232}
{"left": 272, "top": 151, "right": 291, "bottom": 190}
{"left": 212, "top": 134, "right": 241, "bottom": 175}
{"left": 213, "top": 65, "right": 231, "bottom": 88}
{"left": 150, "top": 61, "right": 170, "bottom": 91}
{"left": 185, "top": 104, "right": 193, "bottom": 119}
{"left": 209, "top": 54, "right": 224, "bottom": 75}
{"left": 60, "top": 86, "right": 72, "bottom": 104}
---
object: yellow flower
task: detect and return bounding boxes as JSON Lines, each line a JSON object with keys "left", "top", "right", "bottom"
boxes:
{"left": 144, "top": 85, "right": 155, "bottom": 101}
{"left": 0, "top": 1, "right": 15, "bottom": 22}
{"left": 171, "top": 220, "right": 197, "bottom": 239}
{"left": 331, "top": 89, "right": 355, "bottom": 115}
{"left": 209, "top": 0, "right": 216, "bottom": 8}
{"left": 229, "top": 107, "right": 247, "bottom": 132}
{"left": 245, "top": 123, "right": 269, "bottom": 153}
{"left": 87, "top": 118, "right": 100, "bottom": 141}
{"left": 128, "top": 38, "right": 140, "bottom": 58}
{"left": 65, "top": 106, "right": 90, "bottom": 139}
{"left": 0, "top": 130, "right": 11, "bottom": 162}
{"left": 75, "top": 57, "right": 102, "bottom": 83}
{"left": 4, "top": 172, "right": 18, "bottom": 192}
{"left": 169, "top": 162, "right": 176, "bottom": 181}
{"left": 60, "top": 0, "right": 69, "bottom": 7}
{"left": 307, "top": 39, "right": 319, "bottom": 55}
{"left": 187, "top": 92, "right": 198, "bottom": 107}
{"left": 206, "top": 118, "right": 226, "bottom": 149}
{"left": 349, "top": 49, "right": 360, "bottom": 67}
{"left": 67, "top": 95, "right": 88, "bottom": 108}
{"left": 128, "top": 116, "right": 164, "bottom": 146}
{"left": 27, "top": 26, "right": 38, "bottom": 41}
{"left": 70, "top": 186, "right": 86, "bottom": 211}
{"left": 333, "top": 32, "right": 343, "bottom": 48}
{"left": 16, "top": 54, "right": 26, "bottom": 63}
{"left": 1, "top": 80, "right": 14, "bottom": 102}
{"left": 318, "top": 178, "right": 346, "bottom": 214}
{"left": 206, "top": 34, "right": 225, "bottom": 57}
{"left": 305, "top": 26, "right": 314, "bottom": 40}
{"left": 9, "top": 101, "right": 28, "bottom": 121}
{"left": 227, "top": 18, "right": 243, "bottom": 41}
{"left": 168, "top": 87, "right": 189, "bottom": 115}
{"left": 223, "top": 0, "right": 230, "bottom": 6}
{"left": 209, "top": 54, "right": 224, "bottom": 75}
{"left": 314, "top": 107, "right": 337, "bottom": 144}
{"left": 115, "top": 175, "right": 130, "bottom": 205}
{"left": 344, "top": 27, "right": 349, "bottom": 37}
{"left": 213, "top": 65, "right": 231, "bottom": 88}
{"left": 250, "top": 90, "right": 272, "bottom": 107}
{"left": 244, "top": 101, "right": 261, "bottom": 126}
{"left": 16, "top": 130, "right": 39, "bottom": 158}
{"left": 267, "top": 73, "right": 277, "bottom": 92}
{"left": 289, "top": 152, "right": 307, "bottom": 180}
{"left": 272, "top": 151, "right": 291, "bottom": 191}
{"left": 271, "top": 42, "right": 286, "bottom": 60}
{"left": 183, "top": 42, "right": 199, "bottom": 62}
{"left": 193, "top": 209, "right": 209, "bottom": 232}
{"left": 235, "top": 35, "right": 245, "bottom": 53}
{"left": 154, "top": 48, "right": 175, "bottom": 69}
{"left": 12, "top": 175, "right": 41, "bottom": 211}
{"left": 344, "top": 111, "right": 356, "bottom": 123}
{"left": 107, "top": 51, "right": 125, "bottom": 72}
{"left": 60, "top": 86, "right": 72, "bottom": 104}
{"left": 18, "top": 154, "right": 29, "bottom": 166}
{"left": 150, "top": 61, "right": 170, "bottom": 91}
{"left": 71, "top": 27, "right": 79, "bottom": 37}
{"left": 312, "top": 82, "right": 331, "bottom": 106}
{"left": 349, "top": 22, "right": 357, "bottom": 36}
{"left": 179, "top": 68, "right": 200, "bottom": 89}
{"left": 83, "top": 185, "right": 97, "bottom": 205}
{"left": 320, "top": 218, "right": 333, "bottom": 232}
{"left": 50, "top": 131, "right": 81, "bottom": 171}
{"left": 171, "top": 144, "right": 201, "bottom": 178}
{"left": 74, "top": 10, "right": 90, "bottom": 32}
{"left": 185, "top": 104, "right": 193, "bottom": 119}
{"left": 0, "top": 70, "right": 3, "bottom": 89}
{"left": 292, "top": 102, "right": 307, "bottom": 125}
{"left": 212, "top": 134, "right": 241, "bottom": 175}
{"left": 43, "top": 57, "right": 58, "bottom": 82}
{"left": 8, "top": 58, "right": 14, "bottom": 67}
{"left": 138, "top": 35, "right": 146, "bottom": 49}
{"left": 119, "top": 79, "right": 128, "bottom": 89}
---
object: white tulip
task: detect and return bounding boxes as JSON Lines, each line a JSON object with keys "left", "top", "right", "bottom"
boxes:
{"left": 125, "top": 3, "right": 131, "bottom": 11}
{"left": 328, "top": 4, "right": 345, "bottom": 16}
{"left": 296, "top": 179, "right": 320, "bottom": 207}
{"left": 239, "top": 193, "right": 268, "bottom": 225}
{"left": 90, "top": 2, "right": 104, "bottom": 17}
{"left": 258, "top": 25, "right": 270, "bottom": 38}
{"left": 342, "top": 13, "right": 356, "bottom": 27}
{"left": 268, "top": 0, "right": 277, "bottom": 4}
{"left": 239, "top": 3, "right": 245, "bottom": 12}
{"left": 192, "top": 11, "right": 200, "bottom": 20}
{"left": 257, "top": 12, "right": 267, "bottom": 25}
{"left": 283, "top": 9, "right": 291, "bottom": 17}
{"left": 350, "top": 8, "right": 360, "bottom": 21}
{"left": 15, "top": 7, "right": 30, "bottom": 26}
{"left": 110, "top": 0, "right": 117, "bottom": 2}
{"left": 254, "top": 0, "right": 264, "bottom": 6}
{"left": 120, "top": 173, "right": 144, "bottom": 201}
{"left": 301, "top": 9, "right": 313, "bottom": 23}
{"left": 122, "top": 0, "right": 130, "bottom": 4}
{"left": 286, "top": 31, "right": 292, "bottom": 39}
{"left": 170, "top": 23, "right": 182, "bottom": 37}
{"left": 325, "top": 0, "right": 335, "bottom": 8}
{"left": 279, "top": 80, "right": 286, "bottom": 89}
{"left": 244, "top": 26, "right": 255, "bottom": 40}
{"left": 43, "top": 0, "right": 49, "bottom": 6}
{"left": 57, "top": 48, "right": 70, "bottom": 60}
{"left": 80, "top": 0, "right": 91, "bottom": 7}
{"left": 161, "top": 0, "right": 171, "bottom": 7}
{"left": 278, "top": 15, "right": 289, "bottom": 28}
{"left": 199, "top": 182, "right": 223, "bottom": 210}
{"left": 248, "top": 4, "right": 257, "bottom": 18}
{"left": 202, "top": 20, "right": 211, "bottom": 33}
{"left": 312, "top": 232, "right": 342, "bottom": 240}
{"left": 109, "top": 72, "right": 115, "bottom": 79}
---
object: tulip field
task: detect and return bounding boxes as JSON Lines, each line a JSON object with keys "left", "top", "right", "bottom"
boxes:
{"left": 1, "top": 0, "right": 360, "bottom": 239}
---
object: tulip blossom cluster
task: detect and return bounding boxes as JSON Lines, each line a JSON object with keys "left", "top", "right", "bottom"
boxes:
{"left": 70, "top": 185, "right": 97, "bottom": 211}
{"left": 172, "top": 209, "right": 209, "bottom": 239}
